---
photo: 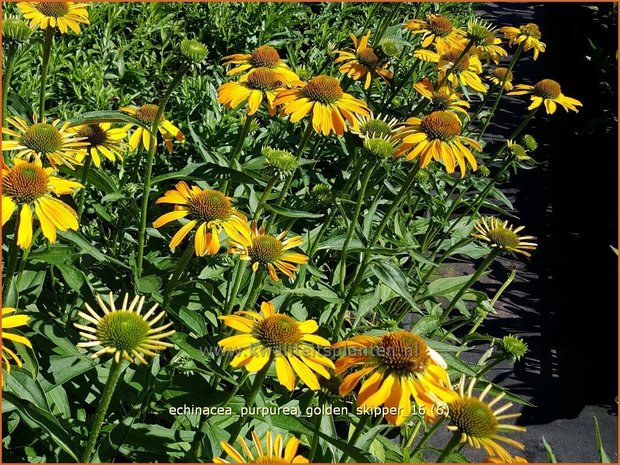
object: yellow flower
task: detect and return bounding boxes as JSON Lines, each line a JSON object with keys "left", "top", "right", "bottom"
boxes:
{"left": 487, "top": 67, "right": 514, "bottom": 91}
{"left": 219, "top": 301, "right": 333, "bottom": 391}
{"left": 120, "top": 104, "right": 185, "bottom": 154}
{"left": 74, "top": 293, "right": 175, "bottom": 365}
{"left": 274, "top": 75, "right": 370, "bottom": 136}
{"left": 2, "top": 116, "right": 89, "bottom": 169}
{"left": 413, "top": 78, "right": 470, "bottom": 116}
{"left": 499, "top": 23, "right": 546, "bottom": 60}
{"left": 153, "top": 181, "right": 249, "bottom": 256}
{"left": 222, "top": 44, "right": 299, "bottom": 84}
{"left": 70, "top": 123, "right": 129, "bottom": 167}
{"left": 472, "top": 35, "right": 507, "bottom": 65}
{"left": 227, "top": 221, "right": 309, "bottom": 282}
{"left": 217, "top": 67, "right": 286, "bottom": 116}
{"left": 17, "top": 2, "right": 89, "bottom": 34}
{"left": 333, "top": 31, "right": 393, "bottom": 89}
{"left": 445, "top": 376, "right": 526, "bottom": 462}
{"left": 2, "top": 158, "right": 81, "bottom": 249}
{"left": 472, "top": 217, "right": 537, "bottom": 257}
{"left": 2, "top": 307, "right": 32, "bottom": 378}
{"left": 394, "top": 111, "right": 481, "bottom": 177}
{"left": 405, "top": 14, "right": 465, "bottom": 52}
{"left": 214, "top": 431, "right": 308, "bottom": 463}
{"left": 415, "top": 47, "right": 487, "bottom": 93}
{"left": 333, "top": 330, "right": 454, "bottom": 426}
{"left": 508, "top": 79, "right": 582, "bottom": 114}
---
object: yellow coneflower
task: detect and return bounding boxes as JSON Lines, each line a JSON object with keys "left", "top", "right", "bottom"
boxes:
{"left": 499, "top": 23, "right": 546, "bottom": 60}
{"left": 333, "top": 31, "right": 393, "bottom": 89}
{"left": 222, "top": 44, "right": 299, "bottom": 84}
{"left": 508, "top": 79, "right": 582, "bottom": 114}
{"left": 472, "top": 35, "right": 507, "bottom": 65}
{"left": 214, "top": 431, "right": 308, "bottom": 463}
{"left": 413, "top": 78, "right": 470, "bottom": 116}
{"left": 333, "top": 330, "right": 454, "bottom": 426}
{"left": 415, "top": 47, "right": 487, "bottom": 93}
{"left": 445, "top": 376, "right": 526, "bottom": 462}
{"left": 219, "top": 301, "right": 333, "bottom": 391}
{"left": 17, "top": 2, "right": 89, "bottom": 34}
{"left": 153, "top": 181, "right": 249, "bottom": 256}
{"left": 487, "top": 67, "right": 514, "bottom": 91}
{"left": 394, "top": 111, "right": 481, "bottom": 177}
{"left": 2, "top": 307, "right": 32, "bottom": 379}
{"left": 217, "top": 67, "right": 286, "bottom": 116}
{"left": 120, "top": 104, "right": 185, "bottom": 154}
{"left": 274, "top": 75, "right": 370, "bottom": 136}
{"left": 472, "top": 217, "right": 537, "bottom": 257}
{"left": 405, "top": 14, "right": 465, "bottom": 52}
{"left": 351, "top": 111, "right": 399, "bottom": 140}
{"left": 74, "top": 293, "right": 175, "bottom": 365}
{"left": 70, "top": 123, "right": 129, "bottom": 167}
{"left": 2, "top": 158, "right": 81, "bottom": 249}
{"left": 227, "top": 221, "right": 309, "bottom": 282}
{"left": 2, "top": 116, "right": 88, "bottom": 169}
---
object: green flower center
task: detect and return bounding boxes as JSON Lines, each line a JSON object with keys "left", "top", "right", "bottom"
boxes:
{"left": 364, "top": 137, "right": 395, "bottom": 159}
{"left": 247, "top": 67, "right": 283, "bottom": 92}
{"left": 96, "top": 310, "right": 150, "bottom": 352}
{"left": 20, "top": 123, "right": 63, "bottom": 154}
{"left": 248, "top": 235, "right": 284, "bottom": 265}
{"left": 467, "top": 23, "right": 493, "bottom": 43}
{"left": 262, "top": 147, "right": 298, "bottom": 173}
{"left": 501, "top": 335, "right": 528, "bottom": 360}
{"left": 134, "top": 104, "right": 161, "bottom": 124}
{"left": 421, "top": 111, "right": 461, "bottom": 141}
{"left": 534, "top": 79, "right": 561, "bottom": 99}
{"left": 357, "top": 47, "right": 379, "bottom": 68}
{"left": 250, "top": 45, "right": 281, "bottom": 68}
{"left": 3, "top": 163, "right": 49, "bottom": 204}
{"left": 303, "top": 76, "right": 343, "bottom": 104}
{"left": 487, "top": 227, "right": 521, "bottom": 249}
{"left": 377, "top": 331, "right": 429, "bottom": 373}
{"left": 359, "top": 119, "right": 393, "bottom": 138}
{"left": 181, "top": 39, "right": 209, "bottom": 63}
{"left": 428, "top": 15, "right": 453, "bottom": 37}
{"left": 520, "top": 23, "right": 542, "bottom": 39}
{"left": 256, "top": 314, "right": 302, "bottom": 349}
{"left": 440, "top": 50, "right": 470, "bottom": 71}
{"left": 448, "top": 397, "right": 498, "bottom": 437}
{"left": 3, "top": 18, "right": 32, "bottom": 41}
{"left": 77, "top": 124, "right": 108, "bottom": 147}
{"left": 189, "top": 190, "right": 233, "bottom": 223}
{"left": 36, "top": 2, "right": 70, "bottom": 17}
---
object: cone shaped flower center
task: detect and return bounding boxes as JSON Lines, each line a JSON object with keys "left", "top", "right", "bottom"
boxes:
{"left": 95, "top": 310, "right": 150, "bottom": 352}
{"left": 378, "top": 331, "right": 429, "bottom": 373}
{"left": 421, "top": 111, "right": 462, "bottom": 141}
{"left": 20, "top": 123, "right": 63, "bottom": 154}
{"left": 441, "top": 50, "right": 470, "bottom": 71}
{"left": 248, "top": 235, "right": 284, "bottom": 264}
{"left": 431, "top": 93, "right": 451, "bottom": 111}
{"left": 364, "top": 137, "right": 395, "bottom": 158}
{"left": 429, "top": 15, "right": 453, "bottom": 36}
{"left": 303, "top": 76, "right": 344, "bottom": 104}
{"left": 493, "top": 67, "right": 512, "bottom": 82}
{"left": 36, "top": 2, "right": 70, "bottom": 17}
{"left": 360, "top": 119, "right": 393, "bottom": 138}
{"left": 77, "top": 124, "right": 108, "bottom": 146}
{"left": 256, "top": 314, "right": 302, "bottom": 348}
{"left": 250, "top": 45, "right": 281, "bottom": 68}
{"left": 3, "top": 163, "right": 49, "bottom": 204}
{"left": 448, "top": 397, "right": 498, "bottom": 437}
{"left": 487, "top": 226, "right": 521, "bottom": 248}
{"left": 247, "top": 68, "right": 283, "bottom": 91}
{"left": 189, "top": 190, "right": 233, "bottom": 223}
{"left": 357, "top": 48, "right": 379, "bottom": 68}
{"left": 135, "top": 104, "right": 161, "bottom": 124}
{"left": 534, "top": 79, "right": 561, "bottom": 99}
{"left": 520, "top": 23, "right": 542, "bottom": 39}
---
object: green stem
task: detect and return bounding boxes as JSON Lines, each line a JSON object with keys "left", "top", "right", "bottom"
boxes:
{"left": 38, "top": 27, "right": 54, "bottom": 122}
{"left": 252, "top": 175, "right": 278, "bottom": 222}
{"left": 136, "top": 64, "right": 188, "bottom": 279}
{"left": 3, "top": 218, "right": 21, "bottom": 304}
{"left": 435, "top": 41, "right": 473, "bottom": 91}
{"left": 80, "top": 360, "right": 124, "bottom": 462}
{"left": 410, "top": 417, "right": 445, "bottom": 456}
{"left": 475, "top": 356, "right": 504, "bottom": 378}
{"left": 162, "top": 242, "right": 194, "bottom": 310}
{"left": 224, "top": 260, "right": 247, "bottom": 313}
{"left": 437, "top": 432, "right": 461, "bottom": 463}
{"left": 339, "top": 415, "right": 370, "bottom": 462}
{"left": 244, "top": 269, "right": 265, "bottom": 309}
{"left": 77, "top": 150, "right": 92, "bottom": 221}
{"left": 223, "top": 114, "right": 255, "bottom": 195}
{"left": 467, "top": 86, "right": 496, "bottom": 129}
{"left": 2, "top": 44, "right": 17, "bottom": 131}
{"left": 309, "top": 408, "right": 321, "bottom": 462}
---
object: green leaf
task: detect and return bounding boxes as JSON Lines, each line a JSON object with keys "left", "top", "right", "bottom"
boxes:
{"left": 48, "top": 355, "right": 98, "bottom": 387}
{"left": 411, "top": 315, "right": 440, "bottom": 336}
{"left": 541, "top": 435, "right": 557, "bottom": 463}
{"left": 55, "top": 264, "right": 87, "bottom": 292}
{"left": 263, "top": 203, "right": 323, "bottom": 219}
{"left": 151, "top": 162, "right": 257, "bottom": 185}
{"left": 594, "top": 417, "right": 611, "bottom": 463}
{"left": 58, "top": 230, "right": 130, "bottom": 269}
{"left": 317, "top": 234, "right": 364, "bottom": 251}
{"left": 67, "top": 110, "right": 147, "bottom": 129}
{"left": 424, "top": 274, "right": 474, "bottom": 297}
{"left": 4, "top": 369, "right": 49, "bottom": 410}
{"left": 370, "top": 261, "right": 416, "bottom": 307}
{"left": 136, "top": 275, "right": 162, "bottom": 293}
{"left": 280, "top": 286, "right": 341, "bottom": 303}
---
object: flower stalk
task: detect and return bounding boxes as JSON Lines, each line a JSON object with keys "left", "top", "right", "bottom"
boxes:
{"left": 162, "top": 242, "right": 195, "bottom": 311}
{"left": 38, "top": 27, "right": 55, "bottom": 121}
{"left": 222, "top": 113, "right": 255, "bottom": 195}
{"left": 76, "top": 148, "right": 93, "bottom": 220}
{"left": 2, "top": 219, "right": 21, "bottom": 305}
{"left": 2, "top": 43, "right": 18, "bottom": 132}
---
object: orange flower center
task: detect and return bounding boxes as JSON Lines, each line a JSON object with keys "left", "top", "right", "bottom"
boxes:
{"left": 3, "top": 163, "right": 49, "bottom": 204}
{"left": 431, "top": 92, "right": 452, "bottom": 111}
{"left": 77, "top": 124, "right": 108, "bottom": 147}
{"left": 20, "top": 123, "right": 63, "bottom": 154}
{"left": 533, "top": 79, "right": 561, "bottom": 99}
{"left": 519, "top": 23, "right": 542, "bottom": 39}
{"left": 356, "top": 48, "right": 379, "bottom": 68}
{"left": 134, "top": 104, "right": 161, "bottom": 124}
{"left": 428, "top": 15, "right": 453, "bottom": 37}
{"left": 246, "top": 67, "right": 283, "bottom": 91}
{"left": 250, "top": 45, "right": 281, "bottom": 68}
{"left": 36, "top": 2, "right": 70, "bottom": 17}
{"left": 420, "top": 111, "right": 461, "bottom": 141}
{"left": 440, "top": 49, "right": 470, "bottom": 71}
{"left": 492, "top": 67, "right": 512, "bottom": 82}
{"left": 302, "top": 76, "right": 344, "bottom": 104}
{"left": 249, "top": 235, "right": 284, "bottom": 265}
{"left": 256, "top": 314, "right": 302, "bottom": 348}
{"left": 377, "top": 331, "right": 429, "bottom": 373}
{"left": 189, "top": 190, "right": 233, "bottom": 223}
{"left": 448, "top": 397, "right": 498, "bottom": 437}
